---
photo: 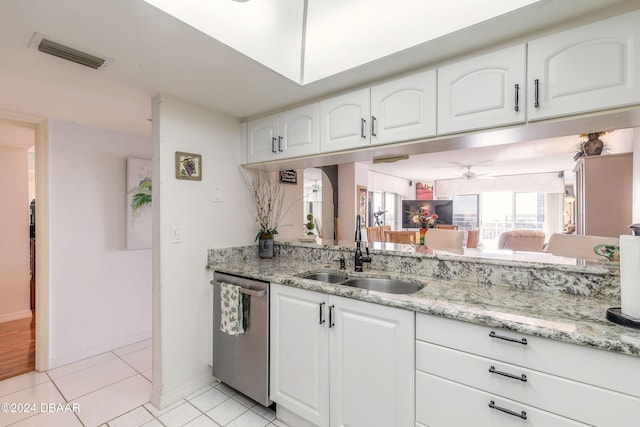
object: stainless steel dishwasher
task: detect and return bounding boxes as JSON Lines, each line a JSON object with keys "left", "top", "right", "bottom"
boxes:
{"left": 211, "top": 272, "right": 271, "bottom": 406}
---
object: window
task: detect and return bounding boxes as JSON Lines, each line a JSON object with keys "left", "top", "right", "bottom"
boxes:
{"left": 480, "top": 191, "right": 546, "bottom": 248}
{"left": 452, "top": 194, "right": 479, "bottom": 229}
{"left": 369, "top": 191, "right": 398, "bottom": 228}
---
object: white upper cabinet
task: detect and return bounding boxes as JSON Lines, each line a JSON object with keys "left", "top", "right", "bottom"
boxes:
{"left": 246, "top": 104, "right": 320, "bottom": 164}
{"left": 370, "top": 70, "right": 437, "bottom": 145}
{"left": 320, "top": 88, "right": 371, "bottom": 153}
{"left": 246, "top": 114, "right": 279, "bottom": 164}
{"left": 438, "top": 44, "right": 526, "bottom": 135}
{"left": 528, "top": 9, "right": 640, "bottom": 121}
{"left": 279, "top": 103, "right": 320, "bottom": 159}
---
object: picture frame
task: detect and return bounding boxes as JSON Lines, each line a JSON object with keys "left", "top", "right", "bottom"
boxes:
{"left": 357, "top": 185, "right": 368, "bottom": 226}
{"left": 279, "top": 170, "right": 297, "bottom": 184}
{"left": 175, "top": 151, "right": 202, "bottom": 181}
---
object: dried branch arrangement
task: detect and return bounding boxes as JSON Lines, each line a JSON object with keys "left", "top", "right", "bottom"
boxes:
{"left": 241, "top": 168, "right": 286, "bottom": 240}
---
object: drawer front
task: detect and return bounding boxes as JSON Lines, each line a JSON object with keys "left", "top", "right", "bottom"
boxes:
{"left": 416, "top": 313, "right": 640, "bottom": 398}
{"left": 416, "top": 340, "right": 640, "bottom": 426}
{"left": 416, "top": 371, "right": 589, "bottom": 427}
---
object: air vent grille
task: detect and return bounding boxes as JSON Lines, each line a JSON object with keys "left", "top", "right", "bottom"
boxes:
{"left": 36, "top": 37, "right": 106, "bottom": 70}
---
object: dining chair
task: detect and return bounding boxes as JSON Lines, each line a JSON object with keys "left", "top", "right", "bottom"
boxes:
{"left": 366, "top": 226, "right": 382, "bottom": 242}
{"left": 466, "top": 229, "right": 480, "bottom": 248}
{"left": 546, "top": 233, "right": 619, "bottom": 260}
{"left": 424, "top": 229, "right": 464, "bottom": 251}
{"left": 384, "top": 230, "right": 418, "bottom": 244}
{"left": 436, "top": 224, "right": 459, "bottom": 230}
{"left": 498, "top": 230, "right": 545, "bottom": 252}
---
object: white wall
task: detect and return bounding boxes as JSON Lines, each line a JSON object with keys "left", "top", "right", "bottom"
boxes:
{"left": 151, "top": 95, "right": 252, "bottom": 408}
{"left": 0, "top": 145, "right": 31, "bottom": 322}
{"left": 338, "top": 162, "right": 369, "bottom": 242}
{"left": 278, "top": 169, "right": 304, "bottom": 241}
{"left": 633, "top": 128, "right": 640, "bottom": 224}
{"left": 48, "top": 120, "right": 152, "bottom": 367}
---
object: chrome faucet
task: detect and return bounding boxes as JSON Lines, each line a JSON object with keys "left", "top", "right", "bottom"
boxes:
{"left": 354, "top": 215, "right": 372, "bottom": 272}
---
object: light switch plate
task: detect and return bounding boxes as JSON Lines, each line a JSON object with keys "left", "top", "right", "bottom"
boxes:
{"left": 213, "top": 187, "right": 223, "bottom": 202}
{"left": 171, "top": 225, "right": 182, "bottom": 243}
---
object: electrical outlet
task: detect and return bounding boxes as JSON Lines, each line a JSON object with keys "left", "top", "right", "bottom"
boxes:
{"left": 501, "top": 270, "right": 528, "bottom": 286}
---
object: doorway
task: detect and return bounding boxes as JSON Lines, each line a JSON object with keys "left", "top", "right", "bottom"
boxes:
{"left": 0, "top": 121, "right": 37, "bottom": 380}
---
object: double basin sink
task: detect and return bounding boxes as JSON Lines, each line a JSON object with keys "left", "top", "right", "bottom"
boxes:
{"left": 299, "top": 272, "right": 421, "bottom": 295}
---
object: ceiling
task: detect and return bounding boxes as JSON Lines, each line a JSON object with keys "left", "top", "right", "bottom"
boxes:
{"left": 0, "top": 0, "right": 638, "bottom": 180}
{"left": 142, "top": 0, "right": 540, "bottom": 84}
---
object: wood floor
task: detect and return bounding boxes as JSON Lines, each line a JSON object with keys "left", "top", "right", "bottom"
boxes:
{"left": 0, "top": 312, "right": 35, "bottom": 381}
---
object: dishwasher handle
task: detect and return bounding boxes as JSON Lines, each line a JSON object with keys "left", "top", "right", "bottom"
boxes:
{"left": 210, "top": 279, "right": 267, "bottom": 298}
{"left": 239, "top": 287, "right": 266, "bottom": 298}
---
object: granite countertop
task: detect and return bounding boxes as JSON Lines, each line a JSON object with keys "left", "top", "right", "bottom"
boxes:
{"left": 208, "top": 257, "right": 640, "bottom": 358}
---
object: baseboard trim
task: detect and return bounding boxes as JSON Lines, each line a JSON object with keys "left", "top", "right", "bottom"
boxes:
{"left": 276, "top": 405, "right": 318, "bottom": 427}
{"left": 149, "top": 369, "right": 214, "bottom": 410}
{"left": 49, "top": 329, "right": 151, "bottom": 369}
{"left": 0, "top": 310, "right": 33, "bottom": 323}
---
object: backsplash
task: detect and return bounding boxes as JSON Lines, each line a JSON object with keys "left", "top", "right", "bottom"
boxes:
{"left": 208, "top": 242, "right": 620, "bottom": 300}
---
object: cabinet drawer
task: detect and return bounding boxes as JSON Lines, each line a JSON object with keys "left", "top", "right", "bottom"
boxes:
{"left": 416, "top": 371, "right": 588, "bottom": 427}
{"left": 416, "top": 313, "right": 640, "bottom": 398}
{"left": 417, "top": 340, "right": 640, "bottom": 426}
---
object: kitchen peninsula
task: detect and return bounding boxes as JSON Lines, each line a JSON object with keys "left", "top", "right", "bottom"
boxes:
{"left": 208, "top": 241, "right": 640, "bottom": 427}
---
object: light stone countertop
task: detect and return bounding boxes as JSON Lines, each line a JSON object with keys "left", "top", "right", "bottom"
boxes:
{"left": 208, "top": 255, "right": 640, "bottom": 359}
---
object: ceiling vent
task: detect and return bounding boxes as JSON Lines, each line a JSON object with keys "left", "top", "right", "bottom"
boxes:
{"left": 29, "top": 33, "right": 111, "bottom": 70}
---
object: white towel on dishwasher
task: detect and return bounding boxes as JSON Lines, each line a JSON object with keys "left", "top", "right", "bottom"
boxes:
{"left": 220, "top": 282, "right": 244, "bottom": 336}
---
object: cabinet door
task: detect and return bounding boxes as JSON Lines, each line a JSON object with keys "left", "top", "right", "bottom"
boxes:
{"left": 329, "top": 295, "right": 414, "bottom": 427}
{"left": 438, "top": 44, "right": 526, "bottom": 135}
{"left": 246, "top": 115, "right": 278, "bottom": 163}
{"left": 528, "top": 9, "right": 640, "bottom": 121}
{"left": 370, "top": 69, "right": 436, "bottom": 145}
{"left": 320, "top": 88, "right": 371, "bottom": 153}
{"left": 270, "top": 284, "right": 329, "bottom": 427}
{"left": 279, "top": 103, "right": 320, "bottom": 159}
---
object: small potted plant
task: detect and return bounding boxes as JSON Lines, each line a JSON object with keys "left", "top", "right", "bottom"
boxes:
{"left": 241, "top": 168, "right": 286, "bottom": 258}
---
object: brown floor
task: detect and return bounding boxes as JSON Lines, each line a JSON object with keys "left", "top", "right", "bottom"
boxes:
{"left": 0, "top": 312, "right": 35, "bottom": 381}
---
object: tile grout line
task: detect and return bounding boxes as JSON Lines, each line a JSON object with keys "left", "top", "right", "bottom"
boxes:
{"left": 46, "top": 371, "right": 87, "bottom": 427}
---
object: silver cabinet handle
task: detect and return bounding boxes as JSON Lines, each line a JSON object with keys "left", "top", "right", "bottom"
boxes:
{"left": 360, "top": 118, "right": 367, "bottom": 139}
{"left": 489, "top": 401, "right": 527, "bottom": 420}
{"left": 489, "top": 331, "right": 527, "bottom": 345}
{"left": 278, "top": 136, "right": 283, "bottom": 152}
{"left": 489, "top": 366, "right": 527, "bottom": 382}
{"left": 271, "top": 137, "right": 277, "bottom": 153}
{"left": 319, "top": 302, "right": 325, "bottom": 325}
{"left": 534, "top": 79, "right": 540, "bottom": 108}
{"left": 371, "top": 116, "right": 377, "bottom": 137}
{"left": 514, "top": 84, "right": 520, "bottom": 112}
{"left": 329, "top": 304, "right": 335, "bottom": 328}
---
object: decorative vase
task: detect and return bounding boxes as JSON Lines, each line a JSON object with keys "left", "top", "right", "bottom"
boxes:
{"left": 419, "top": 228, "right": 427, "bottom": 245}
{"left": 258, "top": 233, "right": 274, "bottom": 259}
{"left": 582, "top": 133, "right": 604, "bottom": 156}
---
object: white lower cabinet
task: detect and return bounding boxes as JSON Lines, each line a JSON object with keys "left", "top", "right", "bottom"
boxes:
{"left": 415, "top": 313, "right": 640, "bottom": 427}
{"left": 416, "top": 371, "right": 587, "bottom": 427}
{"left": 270, "top": 283, "right": 415, "bottom": 427}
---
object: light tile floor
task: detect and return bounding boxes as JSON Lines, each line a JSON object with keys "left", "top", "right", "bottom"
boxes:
{"left": 0, "top": 340, "right": 288, "bottom": 427}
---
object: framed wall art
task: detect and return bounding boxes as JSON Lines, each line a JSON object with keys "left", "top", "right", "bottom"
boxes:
{"left": 126, "top": 157, "right": 152, "bottom": 250}
{"left": 175, "top": 151, "right": 202, "bottom": 181}
{"left": 357, "top": 185, "right": 368, "bottom": 226}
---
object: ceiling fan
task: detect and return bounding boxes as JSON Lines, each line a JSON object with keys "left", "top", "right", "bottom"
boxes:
{"left": 461, "top": 165, "right": 492, "bottom": 180}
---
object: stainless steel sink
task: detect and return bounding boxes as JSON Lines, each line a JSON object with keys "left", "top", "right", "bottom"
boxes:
{"left": 301, "top": 272, "right": 349, "bottom": 283}
{"left": 341, "top": 278, "right": 421, "bottom": 294}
